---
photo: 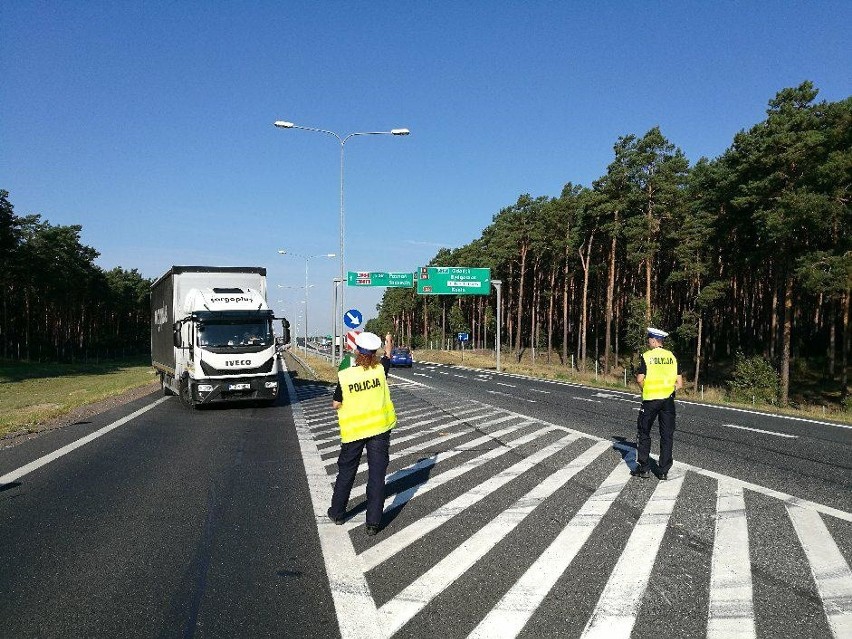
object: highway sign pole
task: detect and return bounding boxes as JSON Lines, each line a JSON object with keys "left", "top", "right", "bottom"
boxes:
{"left": 493, "top": 279, "right": 502, "bottom": 372}
{"left": 332, "top": 278, "right": 342, "bottom": 364}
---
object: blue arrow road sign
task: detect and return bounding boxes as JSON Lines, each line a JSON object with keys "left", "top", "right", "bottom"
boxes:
{"left": 344, "top": 309, "right": 363, "bottom": 329}
{"left": 457, "top": 332, "right": 469, "bottom": 342}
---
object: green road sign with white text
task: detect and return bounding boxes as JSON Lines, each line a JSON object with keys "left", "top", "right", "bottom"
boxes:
{"left": 416, "top": 266, "right": 491, "bottom": 295}
{"left": 347, "top": 271, "right": 414, "bottom": 288}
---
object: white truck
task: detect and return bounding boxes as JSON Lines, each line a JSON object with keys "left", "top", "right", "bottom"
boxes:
{"left": 151, "top": 266, "right": 288, "bottom": 408}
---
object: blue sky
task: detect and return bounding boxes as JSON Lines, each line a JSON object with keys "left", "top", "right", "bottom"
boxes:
{"left": 2, "top": 1, "right": 850, "bottom": 335}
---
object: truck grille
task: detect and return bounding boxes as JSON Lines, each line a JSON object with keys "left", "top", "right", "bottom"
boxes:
{"left": 200, "top": 357, "right": 274, "bottom": 376}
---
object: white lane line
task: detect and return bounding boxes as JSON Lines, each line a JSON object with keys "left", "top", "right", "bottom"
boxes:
{"left": 496, "top": 382, "right": 516, "bottom": 388}
{"left": 708, "top": 480, "right": 756, "bottom": 638}
{"left": 378, "top": 440, "right": 612, "bottom": 637}
{"left": 361, "top": 432, "right": 582, "bottom": 572}
{"left": 470, "top": 462, "right": 630, "bottom": 639}
{"left": 439, "top": 371, "right": 449, "bottom": 375}
{"left": 573, "top": 396, "right": 603, "bottom": 404}
{"left": 0, "top": 397, "right": 169, "bottom": 487}
{"left": 787, "top": 505, "right": 852, "bottom": 638}
{"left": 343, "top": 424, "right": 550, "bottom": 530}
{"left": 453, "top": 374, "right": 466, "bottom": 379}
{"left": 413, "top": 373, "right": 432, "bottom": 378}
{"left": 530, "top": 388, "right": 550, "bottom": 394}
{"left": 679, "top": 399, "right": 852, "bottom": 430}
{"left": 318, "top": 406, "right": 495, "bottom": 454}
{"left": 487, "top": 389, "right": 536, "bottom": 403}
{"left": 314, "top": 405, "right": 484, "bottom": 448}
{"left": 284, "top": 374, "right": 380, "bottom": 639}
{"left": 722, "top": 423, "right": 798, "bottom": 439}
{"left": 349, "top": 419, "right": 533, "bottom": 500}
{"left": 581, "top": 474, "right": 686, "bottom": 638}
{"left": 338, "top": 414, "right": 523, "bottom": 473}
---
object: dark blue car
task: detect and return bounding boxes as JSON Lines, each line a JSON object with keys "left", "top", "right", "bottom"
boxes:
{"left": 390, "top": 346, "right": 413, "bottom": 367}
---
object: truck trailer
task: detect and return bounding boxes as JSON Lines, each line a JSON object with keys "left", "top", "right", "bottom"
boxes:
{"left": 151, "top": 266, "right": 286, "bottom": 407}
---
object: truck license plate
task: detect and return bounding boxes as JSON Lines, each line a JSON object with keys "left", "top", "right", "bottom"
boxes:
{"left": 229, "top": 383, "right": 250, "bottom": 390}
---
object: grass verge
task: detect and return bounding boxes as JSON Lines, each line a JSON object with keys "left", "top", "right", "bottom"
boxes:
{"left": 0, "top": 357, "right": 157, "bottom": 439}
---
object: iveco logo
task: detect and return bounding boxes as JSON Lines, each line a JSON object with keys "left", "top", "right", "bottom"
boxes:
{"left": 226, "top": 360, "right": 251, "bottom": 366}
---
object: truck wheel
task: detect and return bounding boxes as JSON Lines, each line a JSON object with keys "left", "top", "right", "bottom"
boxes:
{"left": 179, "top": 377, "right": 196, "bottom": 409}
{"left": 161, "top": 373, "right": 175, "bottom": 396}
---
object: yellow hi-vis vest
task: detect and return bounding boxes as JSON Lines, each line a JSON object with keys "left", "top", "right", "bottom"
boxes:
{"left": 337, "top": 364, "right": 397, "bottom": 443}
{"left": 641, "top": 348, "right": 678, "bottom": 400}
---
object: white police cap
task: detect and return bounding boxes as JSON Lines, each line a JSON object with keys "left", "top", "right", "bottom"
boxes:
{"left": 355, "top": 331, "right": 382, "bottom": 352}
{"left": 647, "top": 327, "right": 669, "bottom": 339}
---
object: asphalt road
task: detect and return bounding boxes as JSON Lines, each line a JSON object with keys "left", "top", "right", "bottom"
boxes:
{"left": 0, "top": 381, "right": 338, "bottom": 639}
{"left": 1, "top": 362, "right": 850, "bottom": 638}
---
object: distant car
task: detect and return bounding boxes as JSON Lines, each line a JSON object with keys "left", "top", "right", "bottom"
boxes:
{"left": 389, "top": 346, "right": 413, "bottom": 367}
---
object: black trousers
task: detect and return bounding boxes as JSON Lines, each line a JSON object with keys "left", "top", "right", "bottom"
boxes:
{"left": 636, "top": 395, "right": 676, "bottom": 474}
{"left": 329, "top": 431, "right": 391, "bottom": 526}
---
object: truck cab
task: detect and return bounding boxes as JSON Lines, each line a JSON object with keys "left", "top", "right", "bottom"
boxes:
{"left": 169, "top": 286, "right": 279, "bottom": 406}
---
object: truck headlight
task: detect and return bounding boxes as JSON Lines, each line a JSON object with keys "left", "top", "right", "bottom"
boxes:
{"left": 198, "top": 384, "right": 213, "bottom": 392}
{"left": 265, "top": 381, "right": 278, "bottom": 388}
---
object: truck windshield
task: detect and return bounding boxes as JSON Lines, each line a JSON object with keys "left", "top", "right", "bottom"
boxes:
{"left": 196, "top": 320, "right": 273, "bottom": 348}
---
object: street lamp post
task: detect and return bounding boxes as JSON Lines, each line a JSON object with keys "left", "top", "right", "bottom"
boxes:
{"left": 273, "top": 120, "right": 410, "bottom": 363}
{"left": 278, "top": 250, "right": 335, "bottom": 355}
{"left": 277, "top": 285, "right": 312, "bottom": 355}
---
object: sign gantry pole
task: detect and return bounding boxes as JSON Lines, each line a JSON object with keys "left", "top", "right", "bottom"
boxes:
{"left": 493, "top": 279, "right": 502, "bottom": 372}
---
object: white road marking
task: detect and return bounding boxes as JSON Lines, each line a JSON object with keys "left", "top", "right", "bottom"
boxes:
{"left": 679, "top": 399, "right": 852, "bottom": 430}
{"left": 708, "top": 480, "right": 756, "bottom": 638}
{"left": 344, "top": 424, "right": 549, "bottom": 529}
{"left": 319, "top": 406, "right": 494, "bottom": 455}
{"left": 573, "top": 396, "right": 602, "bottom": 404}
{"left": 496, "top": 382, "right": 516, "bottom": 388}
{"left": 378, "top": 440, "right": 612, "bottom": 637}
{"left": 469, "top": 461, "right": 630, "bottom": 638}
{"left": 787, "top": 505, "right": 852, "bottom": 638}
{"left": 361, "top": 432, "right": 582, "bottom": 571}
{"left": 722, "top": 423, "right": 798, "bottom": 439}
{"left": 0, "top": 397, "right": 168, "bottom": 487}
{"left": 530, "top": 388, "right": 550, "bottom": 394}
{"left": 581, "top": 474, "right": 685, "bottom": 638}
{"left": 413, "top": 373, "right": 431, "bottom": 378}
{"left": 284, "top": 376, "right": 380, "bottom": 639}
{"left": 487, "top": 389, "right": 536, "bottom": 403}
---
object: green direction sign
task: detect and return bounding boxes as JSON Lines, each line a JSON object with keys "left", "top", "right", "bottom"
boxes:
{"left": 347, "top": 271, "right": 414, "bottom": 288}
{"left": 416, "top": 266, "right": 491, "bottom": 295}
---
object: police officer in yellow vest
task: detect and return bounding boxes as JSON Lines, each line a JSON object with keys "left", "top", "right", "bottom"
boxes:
{"left": 633, "top": 327, "right": 683, "bottom": 480}
{"left": 327, "top": 331, "right": 397, "bottom": 536}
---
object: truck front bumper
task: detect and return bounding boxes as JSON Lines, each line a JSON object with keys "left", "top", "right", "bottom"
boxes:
{"left": 191, "top": 375, "right": 279, "bottom": 404}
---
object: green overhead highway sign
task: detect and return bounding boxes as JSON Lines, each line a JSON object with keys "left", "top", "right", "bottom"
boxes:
{"left": 416, "top": 266, "right": 491, "bottom": 295}
{"left": 347, "top": 271, "right": 414, "bottom": 288}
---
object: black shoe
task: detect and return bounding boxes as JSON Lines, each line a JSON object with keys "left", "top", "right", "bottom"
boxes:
{"left": 631, "top": 467, "right": 650, "bottom": 479}
{"left": 365, "top": 524, "right": 380, "bottom": 536}
{"left": 327, "top": 508, "right": 344, "bottom": 525}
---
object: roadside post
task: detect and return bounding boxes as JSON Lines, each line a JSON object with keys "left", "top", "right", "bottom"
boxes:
{"left": 458, "top": 332, "right": 469, "bottom": 364}
{"left": 492, "top": 279, "right": 502, "bottom": 372}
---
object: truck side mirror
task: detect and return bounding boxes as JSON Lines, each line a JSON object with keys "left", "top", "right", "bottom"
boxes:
{"left": 173, "top": 321, "right": 183, "bottom": 348}
{"left": 280, "top": 318, "right": 291, "bottom": 345}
